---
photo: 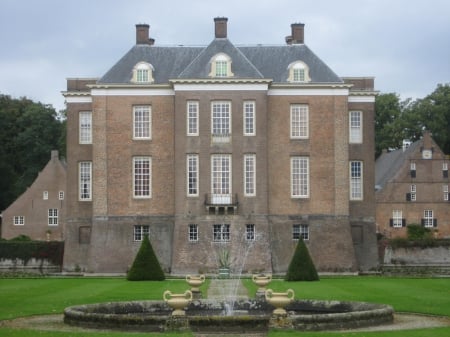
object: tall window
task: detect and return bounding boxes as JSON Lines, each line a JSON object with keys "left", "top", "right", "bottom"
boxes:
{"left": 187, "top": 101, "right": 199, "bottom": 136}
{"left": 246, "top": 224, "right": 255, "bottom": 241}
{"left": 443, "top": 185, "right": 449, "bottom": 201}
{"left": 211, "top": 155, "right": 231, "bottom": 203}
{"left": 79, "top": 111, "right": 92, "bottom": 144}
{"left": 48, "top": 209, "right": 58, "bottom": 226}
{"left": 290, "top": 104, "right": 309, "bottom": 139}
{"left": 349, "top": 111, "right": 362, "bottom": 143}
{"left": 187, "top": 154, "right": 199, "bottom": 196}
{"left": 189, "top": 224, "right": 198, "bottom": 242}
{"left": 392, "top": 210, "right": 403, "bottom": 228}
{"left": 43, "top": 191, "right": 48, "bottom": 200}
{"left": 243, "top": 101, "right": 255, "bottom": 136}
{"left": 244, "top": 154, "right": 256, "bottom": 196}
{"left": 134, "top": 225, "right": 149, "bottom": 241}
{"left": 13, "top": 216, "right": 25, "bottom": 226}
{"left": 291, "top": 157, "right": 309, "bottom": 198}
{"left": 423, "top": 210, "right": 434, "bottom": 228}
{"left": 410, "top": 184, "right": 417, "bottom": 201}
{"left": 79, "top": 161, "right": 92, "bottom": 201}
{"left": 293, "top": 224, "right": 309, "bottom": 240}
{"left": 133, "top": 106, "right": 151, "bottom": 139}
{"left": 133, "top": 157, "right": 151, "bottom": 198}
{"left": 211, "top": 102, "right": 231, "bottom": 142}
{"left": 213, "top": 224, "right": 230, "bottom": 242}
{"left": 59, "top": 191, "right": 64, "bottom": 200}
{"left": 350, "top": 161, "right": 363, "bottom": 200}
{"left": 443, "top": 163, "right": 449, "bottom": 178}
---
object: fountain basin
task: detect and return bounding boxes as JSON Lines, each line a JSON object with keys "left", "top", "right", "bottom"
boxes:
{"left": 64, "top": 298, "right": 394, "bottom": 332}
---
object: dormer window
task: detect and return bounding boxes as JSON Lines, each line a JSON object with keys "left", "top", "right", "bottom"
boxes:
{"left": 287, "top": 61, "right": 310, "bottom": 83}
{"left": 210, "top": 53, "right": 233, "bottom": 78}
{"left": 132, "top": 62, "right": 154, "bottom": 83}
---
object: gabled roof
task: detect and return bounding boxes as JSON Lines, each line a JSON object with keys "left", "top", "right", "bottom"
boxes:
{"left": 98, "top": 39, "right": 342, "bottom": 85}
{"left": 375, "top": 141, "right": 421, "bottom": 189}
{"left": 178, "top": 38, "right": 264, "bottom": 79}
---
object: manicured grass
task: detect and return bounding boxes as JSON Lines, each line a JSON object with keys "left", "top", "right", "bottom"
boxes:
{"left": 0, "top": 276, "right": 449, "bottom": 337}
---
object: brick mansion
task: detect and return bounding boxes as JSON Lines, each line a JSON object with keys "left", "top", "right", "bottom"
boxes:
{"left": 59, "top": 17, "right": 378, "bottom": 274}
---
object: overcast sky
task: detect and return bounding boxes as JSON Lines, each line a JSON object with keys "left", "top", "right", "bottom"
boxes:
{"left": 1, "top": 0, "right": 449, "bottom": 111}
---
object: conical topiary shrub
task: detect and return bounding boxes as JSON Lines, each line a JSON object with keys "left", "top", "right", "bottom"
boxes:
{"left": 127, "top": 234, "right": 165, "bottom": 281}
{"left": 285, "top": 237, "right": 319, "bottom": 281}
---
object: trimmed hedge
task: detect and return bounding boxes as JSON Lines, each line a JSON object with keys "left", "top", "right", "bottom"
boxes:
{"left": 127, "top": 234, "right": 165, "bottom": 281}
{"left": 285, "top": 238, "right": 319, "bottom": 281}
{"left": 0, "top": 240, "right": 64, "bottom": 266}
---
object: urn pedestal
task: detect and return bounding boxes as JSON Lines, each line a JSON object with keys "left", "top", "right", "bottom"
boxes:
{"left": 163, "top": 290, "right": 193, "bottom": 316}
{"left": 265, "top": 289, "right": 295, "bottom": 315}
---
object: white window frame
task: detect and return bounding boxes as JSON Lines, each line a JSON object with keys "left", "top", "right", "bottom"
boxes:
{"left": 79, "top": 161, "right": 92, "bottom": 201}
{"left": 291, "top": 156, "right": 309, "bottom": 198}
{"left": 287, "top": 61, "right": 310, "bottom": 83}
{"left": 133, "top": 156, "right": 152, "bottom": 198}
{"left": 293, "top": 224, "right": 309, "bottom": 240}
{"left": 187, "top": 101, "right": 199, "bottom": 136}
{"left": 244, "top": 154, "right": 256, "bottom": 197}
{"left": 349, "top": 111, "right": 362, "bottom": 143}
{"left": 350, "top": 161, "right": 363, "bottom": 200}
{"left": 246, "top": 224, "right": 255, "bottom": 241}
{"left": 410, "top": 184, "right": 417, "bottom": 201}
{"left": 392, "top": 210, "right": 403, "bottom": 228}
{"left": 211, "top": 101, "right": 231, "bottom": 142}
{"left": 133, "top": 105, "right": 151, "bottom": 140}
{"left": 13, "top": 216, "right": 25, "bottom": 226}
{"left": 213, "top": 224, "right": 230, "bottom": 242}
{"left": 132, "top": 62, "right": 154, "bottom": 84}
{"left": 443, "top": 163, "right": 448, "bottom": 171}
{"left": 423, "top": 210, "right": 434, "bottom": 228}
{"left": 48, "top": 208, "right": 58, "bottom": 226}
{"left": 290, "top": 104, "right": 309, "bottom": 139}
{"left": 43, "top": 191, "right": 48, "bottom": 200}
{"left": 210, "top": 54, "right": 233, "bottom": 78}
{"left": 243, "top": 101, "right": 255, "bottom": 136}
{"left": 187, "top": 154, "right": 199, "bottom": 197}
{"left": 189, "top": 224, "right": 198, "bottom": 242}
{"left": 443, "top": 185, "right": 449, "bottom": 201}
{"left": 79, "top": 111, "right": 92, "bottom": 144}
{"left": 58, "top": 191, "right": 64, "bottom": 200}
{"left": 134, "top": 225, "right": 150, "bottom": 241}
{"left": 211, "top": 154, "right": 231, "bottom": 204}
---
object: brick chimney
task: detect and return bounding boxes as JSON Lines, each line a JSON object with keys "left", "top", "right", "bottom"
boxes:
{"left": 214, "top": 17, "right": 228, "bottom": 38}
{"left": 136, "top": 24, "right": 155, "bottom": 45}
{"left": 286, "top": 23, "right": 305, "bottom": 45}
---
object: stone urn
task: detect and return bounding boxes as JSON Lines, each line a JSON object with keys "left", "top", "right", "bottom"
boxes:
{"left": 186, "top": 274, "right": 205, "bottom": 292}
{"left": 252, "top": 274, "right": 272, "bottom": 294}
{"left": 163, "top": 290, "right": 193, "bottom": 316}
{"left": 265, "top": 288, "right": 295, "bottom": 315}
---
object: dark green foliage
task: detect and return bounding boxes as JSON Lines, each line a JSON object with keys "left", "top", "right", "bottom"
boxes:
{"left": 407, "top": 224, "right": 431, "bottom": 240}
{"left": 127, "top": 235, "right": 165, "bottom": 281}
{"left": 0, "top": 94, "right": 66, "bottom": 210}
{"left": 285, "top": 238, "right": 319, "bottom": 281}
{"left": 0, "top": 240, "right": 64, "bottom": 265}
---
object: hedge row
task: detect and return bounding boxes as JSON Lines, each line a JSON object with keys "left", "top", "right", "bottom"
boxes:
{"left": 0, "top": 241, "right": 64, "bottom": 266}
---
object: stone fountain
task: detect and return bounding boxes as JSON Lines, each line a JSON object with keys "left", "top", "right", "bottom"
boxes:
{"left": 64, "top": 276, "right": 394, "bottom": 333}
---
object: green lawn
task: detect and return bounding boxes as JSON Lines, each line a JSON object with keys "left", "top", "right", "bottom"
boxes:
{"left": 0, "top": 276, "right": 449, "bottom": 337}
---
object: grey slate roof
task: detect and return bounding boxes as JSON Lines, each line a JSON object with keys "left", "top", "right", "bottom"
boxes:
{"left": 98, "top": 38, "right": 343, "bottom": 84}
{"left": 375, "top": 141, "right": 421, "bottom": 189}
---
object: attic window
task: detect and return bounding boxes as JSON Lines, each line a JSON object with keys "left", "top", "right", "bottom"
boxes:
{"left": 287, "top": 61, "right": 310, "bottom": 83}
{"left": 132, "top": 62, "right": 154, "bottom": 83}
{"left": 210, "top": 53, "right": 233, "bottom": 78}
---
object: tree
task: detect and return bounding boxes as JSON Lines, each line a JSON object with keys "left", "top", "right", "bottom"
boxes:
{"left": 285, "top": 238, "right": 319, "bottom": 281}
{"left": 375, "top": 93, "right": 403, "bottom": 157}
{"left": 127, "top": 235, "right": 165, "bottom": 281}
{"left": 0, "top": 94, "right": 65, "bottom": 210}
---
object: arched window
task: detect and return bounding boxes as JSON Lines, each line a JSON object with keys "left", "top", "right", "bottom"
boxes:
{"left": 132, "top": 62, "right": 154, "bottom": 83}
{"left": 209, "top": 53, "right": 233, "bottom": 78}
{"left": 287, "top": 61, "right": 310, "bottom": 83}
